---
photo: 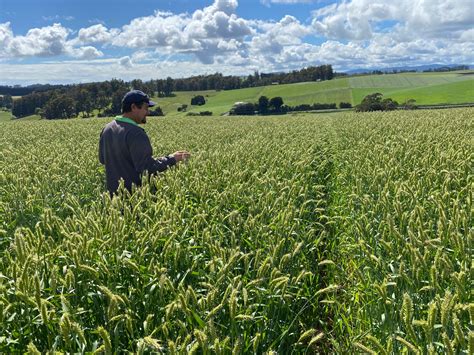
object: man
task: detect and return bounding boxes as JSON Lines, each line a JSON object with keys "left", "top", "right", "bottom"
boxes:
{"left": 99, "top": 90, "right": 190, "bottom": 195}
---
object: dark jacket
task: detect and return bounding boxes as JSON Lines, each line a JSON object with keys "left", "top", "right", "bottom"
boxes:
{"left": 99, "top": 118, "right": 176, "bottom": 194}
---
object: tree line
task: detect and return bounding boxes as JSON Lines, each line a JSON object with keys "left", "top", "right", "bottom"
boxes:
{"left": 0, "top": 94, "right": 13, "bottom": 110}
{"left": 227, "top": 92, "right": 414, "bottom": 115}
{"left": 12, "top": 79, "right": 129, "bottom": 119}
{"left": 11, "top": 64, "right": 334, "bottom": 119}
{"left": 423, "top": 65, "right": 469, "bottom": 72}
{"left": 174, "top": 64, "right": 334, "bottom": 91}
{"left": 0, "top": 84, "right": 66, "bottom": 96}
{"left": 229, "top": 96, "right": 350, "bottom": 115}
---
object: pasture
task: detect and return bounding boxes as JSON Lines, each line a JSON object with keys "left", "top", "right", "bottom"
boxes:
{"left": 0, "top": 111, "right": 13, "bottom": 122}
{"left": 0, "top": 109, "right": 472, "bottom": 353}
{"left": 153, "top": 71, "right": 473, "bottom": 115}
{"left": 350, "top": 73, "right": 474, "bottom": 105}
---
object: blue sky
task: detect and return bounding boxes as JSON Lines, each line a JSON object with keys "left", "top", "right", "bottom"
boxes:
{"left": 0, "top": 0, "right": 473, "bottom": 85}
{"left": 1, "top": 0, "right": 332, "bottom": 31}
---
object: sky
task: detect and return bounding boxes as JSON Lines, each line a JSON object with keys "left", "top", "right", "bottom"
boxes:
{"left": 0, "top": 0, "right": 473, "bottom": 85}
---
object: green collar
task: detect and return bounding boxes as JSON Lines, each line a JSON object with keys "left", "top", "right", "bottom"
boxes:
{"left": 115, "top": 116, "right": 139, "bottom": 127}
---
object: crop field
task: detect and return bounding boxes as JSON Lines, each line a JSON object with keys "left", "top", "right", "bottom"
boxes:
{"left": 0, "top": 109, "right": 472, "bottom": 353}
{"left": 348, "top": 72, "right": 473, "bottom": 88}
{"left": 350, "top": 74, "right": 474, "bottom": 105}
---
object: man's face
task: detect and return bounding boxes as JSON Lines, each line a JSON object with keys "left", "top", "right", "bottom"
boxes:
{"left": 133, "top": 102, "right": 149, "bottom": 124}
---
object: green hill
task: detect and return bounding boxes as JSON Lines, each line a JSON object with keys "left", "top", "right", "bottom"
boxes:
{"left": 350, "top": 71, "right": 474, "bottom": 104}
{"left": 152, "top": 71, "right": 473, "bottom": 115}
{"left": 153, "top": 79, "right": 353, "bottom": 116}
{"left": 0, "top": 111, "right": 13, "bottom": 122}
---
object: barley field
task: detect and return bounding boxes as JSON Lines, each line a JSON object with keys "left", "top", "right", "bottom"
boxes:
{"left": 0, "top": 109, "right": 472, "bottom": 353}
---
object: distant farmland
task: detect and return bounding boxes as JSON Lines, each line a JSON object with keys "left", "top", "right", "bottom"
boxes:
{"left": 2, "top": 71, "right": 473, "bottom": 121}
{"left": 349, "top": 72, "right": 474, "bottom": 105}
{"left": 154, "top": 71, "right": 473, "bottom": 115}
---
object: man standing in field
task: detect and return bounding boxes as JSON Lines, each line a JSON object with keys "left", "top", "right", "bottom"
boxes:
{"left": 99, "top": 90, "right": 190, "bottom": 195}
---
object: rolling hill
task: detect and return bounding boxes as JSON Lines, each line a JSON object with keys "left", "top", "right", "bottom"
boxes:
{"left": 155, "top": 71, "right": 474, "bottom": 116}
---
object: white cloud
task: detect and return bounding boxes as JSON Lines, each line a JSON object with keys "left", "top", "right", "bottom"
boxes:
{"left": 0, "top": 22, "right": 13, "bottom": 48}
{"left": 131, "top": 50, "right": 154, "bottom": 62}
{"left": 312, "top": 1, "right": 397, "bottom": 40}
{"left": 75, "top": 24, "right": 119, "bottom": 45}
{"left": 0, "top": 22, "right": 104, "bottom": 61}
{"left": 112, "top": 0, "right": 252, "bottom": 64}
{"left": 209, "top": 0, "right": 239, "bottom": 15}
{"left": 459, "top": 29, "right": 474, "bottom": 42}
{"left": 119, "top": 56, "right": 133, "bottom": 68}
{"left": 250, "top": 15, "right": 311, "bottom": 57}
{"left": 2, "top": 23, "right": 70, "bottom": 57}
{"left": 112, "top": 11, "right": 191, "bottom": 48}
{"left": 217, "top": 38, "right": 241, "bottom": 51}
{"left": 186, "top": 0, "right": 250, "bottom": 39}
{"left": 70, "top": 46, "right": 104, "bottom": 60}
{"left": 42, "top": 15, "right": 74, "bottom": 22}
{"left": 312, "top": 0, "right": 474, "bottom": 41}
{"left": 88, "top": 18, "right": 106, "bottom": 25}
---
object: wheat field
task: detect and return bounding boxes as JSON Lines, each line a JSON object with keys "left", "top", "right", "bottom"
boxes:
{"left": 0, "top": 109, "right": 472, "bottom": 353}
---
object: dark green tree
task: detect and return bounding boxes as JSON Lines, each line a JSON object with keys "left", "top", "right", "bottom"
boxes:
{"left": 355, "top": 93, "right": 398, "bottom": 112}
{"left": 156, "top": 80, "right": 165, "bottom": 97}
{"left": 110, "top": 89, "right": 129, "bottom": 115}
{"left": 258, "top": 96, "right": 269, "bottom": 114}
{"left": 131, "top": 79, "right": 145, "bottom": 92}
{"left": 401, "top": 98, "right": 417, "bottom": 110}
{"left": 75, "top": 89, "right": 94, "bottom": 117}
{"left": 355, "top": 93, "right": 383, "bottom": 112}
{"left": 148, "top": 107, "right": 164, "bottom": 116}
{"left": 269, "top": 97, "right": 284, "bottom": 112}
{"left": 0, "top": 94, "right": 13, "bottom": 109}
{"left": 382, "top": 98, "right": 398, "bottom": 111}
{"left": 191, "top": 95, "right": 206, "bottom": 106}
{"left": 164, "top": 77, "right": 174, "bottom": 97}
{"left": 42, "top": 94, "right": 76, "bottom": 119}
{"left": 177, "top": 104, "right": 188, "bottom": 112}
{"left": 230, "top": 103, "right": 256, "bottom": 115}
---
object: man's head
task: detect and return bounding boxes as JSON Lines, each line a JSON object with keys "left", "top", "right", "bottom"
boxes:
{"left": 121, "top": 90, "right": 156, "bottom": 124}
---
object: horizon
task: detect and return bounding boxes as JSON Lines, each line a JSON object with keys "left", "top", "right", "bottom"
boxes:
{"left": 2, "top": 64, "right": 473, "bottom": 89}
{"left": 1, "top": 0, "right": 473, "bottom": 86}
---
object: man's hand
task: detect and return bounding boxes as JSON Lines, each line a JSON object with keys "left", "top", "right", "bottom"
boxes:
{"left": 172, "top": 151, "right": 191, "bottom": 162}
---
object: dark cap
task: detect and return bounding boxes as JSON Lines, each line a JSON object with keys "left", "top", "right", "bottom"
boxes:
{"left": 122, "top": 90, "right": 156, "bottom": 107}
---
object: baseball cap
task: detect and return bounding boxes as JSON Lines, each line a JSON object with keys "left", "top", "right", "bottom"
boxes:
{"left": 122, "top": 90, "right": 156, "bottom": 107}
